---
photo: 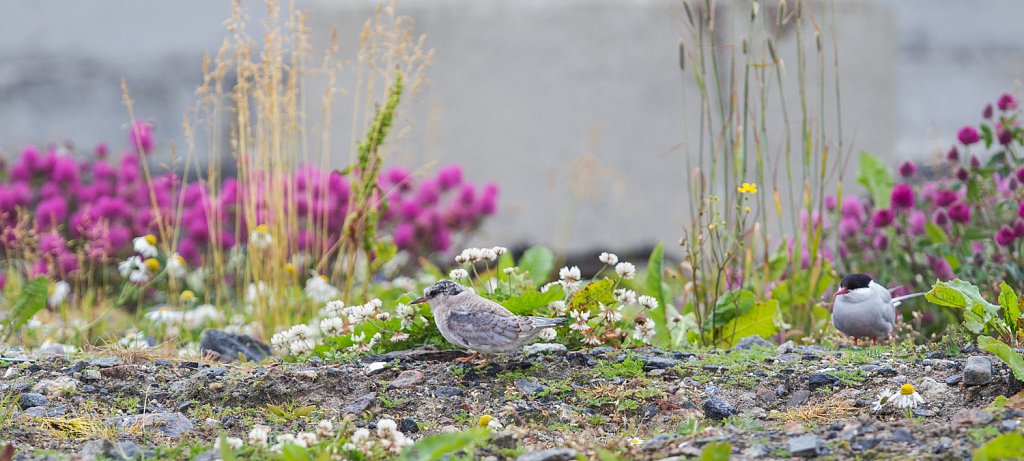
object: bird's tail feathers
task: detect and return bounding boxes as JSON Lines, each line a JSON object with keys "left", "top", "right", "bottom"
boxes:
{"left": 892, "top": 291, "right": 926, "bottom": 307}
{"left": 532, "top": 317, "right": 566, "bottom": 327}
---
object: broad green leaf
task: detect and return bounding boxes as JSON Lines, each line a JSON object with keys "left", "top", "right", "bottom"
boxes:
{"left": 972, "top": 431, "right": 1024, "bottom": 461}
{"left": 281, "top": 443, "right": 309, "bottom": 461}
{"left": 398, "top": 428, "right": 489, "bottom": 461}
{"left": 705, "top": 289, "right": 756, "bottom": 330}
{"left": 924, "top": 223, "right": 948, "bottom": 244}
{"left": 569, "top": 279, "right": 616, "bottom": 313}
{"left": 497, "top": 252, "right": 515, "bottom": 273}
{"left": 721, "top": 300, "right": 781, "bottom": 347}
{"left": 978, "top": 336, "right": 1024, "bottom": 381}
{"left": 999, "top": 282, "right": 1021, "bottom": 329}
{"left": 503, "top": 286, "right": 565, "bottom": 315}
{"left": 518, "top": 246, "right": 555, "bottom": 286}
{"left": 1, "top": 277, "right": 50, "bottom": 341}
{"left": 699, "top": 441, "right": 733, "bottom": 461}
{"left": 856, "top": 152, "right": 895, "bottom": 208}
{"left": 925, "top": 279, "right": 998, "bottom": 312}
{"left": 644, "top": 243, "right": 669, "bottom": 345}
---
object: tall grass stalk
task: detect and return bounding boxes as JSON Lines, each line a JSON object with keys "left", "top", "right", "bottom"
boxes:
{"left": 678, "top": 0, "right": 845, "bottom": 345}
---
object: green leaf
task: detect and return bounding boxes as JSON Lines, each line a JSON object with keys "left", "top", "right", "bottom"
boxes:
{"left": 705, "top": 289, "right": 756, "bottom": 330}
{"left": 720, "top": 300, "right": 781, "bottom": 347}
{"left": 503, "top": 286, "right": 565, "bottom": 315}
{"left": 644, "top": 243, "right": 669, "bottom": 345}
{"left": 699, "top": 441, "right": 733, "bottom": 461}
{"left": 218, "top": 434, "right": 238, "bottom": 461}
{"left": 999, "top": 282, "right": 1021, "bottom": 329}
{"left": 856, "top": 152, "right": 895, "bottom": 208}
{"left": 978, "top": 336, "right": 1024, "bottom": 381}
{"left": 518, "top": 246, "right": 555, "bottom": 286}
{"left": 497, "top": 252, "right": 515, "bottom": 274}
{"left": 569, "top": 279, "right": 616, "bottom": 313}
{"left": 281, "top": 443, "right": 310, "bottom": 461}
{"left": 1, "top": 277, "right": 50, "bottom": 341}
{"left": 925, "top": 223, "right": 948, "bottom": 244}
{"left": 925, "top": 279, "right": 998, "bottom": 311}
{"left": 398, "top": 428, "right": 489, "bottom": 461}
{"left": 972, "top": 431, "right": 1024, "bottom": 461}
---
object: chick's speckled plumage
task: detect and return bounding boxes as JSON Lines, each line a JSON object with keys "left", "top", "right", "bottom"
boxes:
{"left": 415, "top": 280, "right": 565, "bottom": 354}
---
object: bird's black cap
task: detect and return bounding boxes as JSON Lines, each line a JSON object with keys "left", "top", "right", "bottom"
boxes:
{"left": 423, "top": 280, "right": 464, "bottom": 298}
{"left": 839, "top": 273, "right": 872, "bottom": 290}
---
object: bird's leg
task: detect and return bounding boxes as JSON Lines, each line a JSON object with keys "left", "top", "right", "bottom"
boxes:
{"left": 474, "top": 354, "right": 491, "bottom": 370}
{"left": 852, "top": 337, "right": 858, "bottom": 347}
{"left": 872, "top": 337, "right": 878, "bottom": 346}
{"left": 455, "top": 351, "right": 480, "bottom": 364}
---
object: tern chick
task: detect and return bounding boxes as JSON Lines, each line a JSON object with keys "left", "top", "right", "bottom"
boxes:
{"left": 832, "top": 273, "right": 924, "bottom": 345}
{"left": 412, "top": 280, "right": 565, "bottom": 367}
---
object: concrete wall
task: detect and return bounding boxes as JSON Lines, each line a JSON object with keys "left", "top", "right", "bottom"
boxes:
{"left": 1, "top": 0, "right": 1021, "bottom": 256}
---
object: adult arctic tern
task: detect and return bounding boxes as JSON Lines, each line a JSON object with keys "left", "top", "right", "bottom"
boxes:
{"left": 831, "top": 273, "right": 925, "bottom": 345}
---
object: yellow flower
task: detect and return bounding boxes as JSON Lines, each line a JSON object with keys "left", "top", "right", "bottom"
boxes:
{"left": 900, "top": 383, "right": 915, "bottom": 395}
{"left": 737, "top": 182, "right": 758, "bottom": 194}
{"left": 284, "top": 263, "right": 296, "bottom": 275}
{"left": 254, "top": 224, "right": 269, "bottom": 234}
{"left": 144, "top": 258, "right": 161, "bottom": 273}
{"left": 478, "top": 415, "right": 493, "bottom": 428}
{"left": 744, "top": 206, "right": 751, "bottom": 214}
{"left": 180, "top": 290, "right": 196, "bottom": 303}
{"left": 144, "top": 234, "right": 157, "bottom": 246}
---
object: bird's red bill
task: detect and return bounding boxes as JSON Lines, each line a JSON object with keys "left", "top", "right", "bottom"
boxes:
{"left": 833, "top": 288, "right": 849, "bottom": 297}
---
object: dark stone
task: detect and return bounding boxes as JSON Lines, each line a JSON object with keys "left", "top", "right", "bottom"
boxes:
{"left": 340, "top": 393, "right": 376, "bottom": 415}
{"left": 27, "top": 364, "right": 41, "bottom": 373}
{"left": 89, "top": 357, "right": 122, "bottom": 368}
{"left": 807, "top": 373, "right": 840, "bottom": 390}
{"left": 80, "top": 439, "right": 116, "bottom": 461}
{"left": 912, "top": 408, "right": 934, "bottom": 417}
{"left": 859, "top": 365, "right": 878, "bottom": 373}
{"left": 853, "top": 438, "right": 880, "bottom": 451}
{"left": 491, "top": 431, "right": 517, "bottom": 450}
{"left": 199, "top": 330, "right": 271, "bottom": 363}
{"left": 70, "top": 361, "right": 89, "bottom": 373}
{"left": 115, "top": 441, "right": 143, "bottom": 460}
{"left": 566, "top": 351, "right": 597, "bottom": 367}
{"left": 204, "top": 367, "right": 227, "bottom": 378}
{"left": 642, "top": 404, "right": 658, "bottom": 419}
{"left": 179, "top": 361, "right": 200, "bottom": 369}
{"left": 220, "top": 415, "right": 237, "bottom": 428}
{"left": 591, "top": 346, "right": 615, "bottom": 355}
{"left": 787, "top": 390, "right": 811, "bottom": 407}
{"left": 515, "top": 448, "right": 578, "bottom": 461}
{"left": 360, "top": 345, "right": 470, "bottom": 364}
{"left": 399, "top": 418, "right": 419, "bottom": 434}
{"left": 734, "top": 335, "right": 773, "bottom": 350}
{"left": 946, "top": 374, "right": 963, "bottom": 385}
{"left": 637, "top": 355, "right": 679, "bottom": 370}
{"left": 776, "top": 384, "right": 788, "bottom": 396}
{"left": 154, "top": 359, "right": 174, "bottom": 367}
{"left": 702, "top": 397, "right": 736, "bottom": 420}
{"left": 433, "top": 387, "right": 463, "bottom": 398}
{"left": 872, "top": 366, "right": 898, "bottom": 377}
{"left": 641, "top": 434, "right": 678, "bottom": 451}
{"left": 891, "top": 428, "right": 915, "bottom": 443}
{"left": 514, "top": 378, "right": 548, "bottom": 396}
{"left": 787, "top": 434, "right": 822, "bottom": 457}
{"left": 18, "top": 392, "right": 47, "bottom": 409}
{"left": 926, "top": 351, "right": 947, "bottom": 359}
{"left": 703, "top": 365, "right": 728, "bottom": 372}
{"left": 963, "top": 356, "right": 993, "bottom": 385}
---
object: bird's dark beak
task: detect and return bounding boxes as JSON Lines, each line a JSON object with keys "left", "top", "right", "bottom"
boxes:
{"left": 411, "top": 297, "right": 428, "bottom": 304}
{"left": 833, "top": 288, "right": 849, "bottom": 297}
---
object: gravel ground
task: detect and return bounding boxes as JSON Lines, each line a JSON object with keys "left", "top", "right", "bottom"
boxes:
{"left": 1, "top": 337, "right": 1022, "bottom": 460}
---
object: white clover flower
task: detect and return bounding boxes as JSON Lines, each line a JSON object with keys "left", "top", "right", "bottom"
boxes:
{"left": 390, "top": 332, "right": 410, "bottom": 342}
{"left": 249, "top": 224, "right": 273, "bottom": 250}
{"left": 893, "top": 384, "right": 924, "bottom": 409}
{"left": 296, "top": 432, "right": 318, "bottom": 446}
{"left": 350, "top": 427, "right": 371, "bottom": 442}
{"left": 249, "top": 425, "right": 271, "bottom": 446}
{"left": 167, "top": 253, "right": 187, "bottom": 278}
{"left": 375, "top": 312, "right": 392, "bottom": 321}
{"left": 455, "top": 254, "right": 469, "bottom": 264}
{"left": 503, "top": 267, "right": 517, "bottom": 275}
{"left": 377, "top": 419, "right": 399, "bottom": 437}
{"left": 599, "top": 252, "right": 619, "bottom": 265}
{"left": 638, "top": 295, "right": 659, "bottom": 310}
{"left": 271, "top": 331, "right": 292, "bottom": 353}
{"left": 215, "top": 437, "right": 244, "bottom": 450}
{"left": 316, "top": 420, "right": 334, "bottom": 438}
{"left": 582, "top": 332, "right": 603, "bottom": 346}
{"left": 871, "top": 388, "right": 896, "bottom": 412}
{"left": 615, "top": 262, "right": 636, "bottom": 279}
{"left": 540, "top": 281, "right": 561, "bottom": 293}
{"left": 345, "top": 303, "right": 376, "bottom": 324}
{"left": 548, "top": 300, "right": 568, "bottom": 316}
{"left": 304, "top": 271, "right": 339, "bottom": 303}
{"left": 560, "top": 280, "right": 581, "bottom": 295}
{"left": 320, "top": 317, "right": 346, "bottom": 337}
{"left": 449, "top": 268, "right": 470, "bottom": 280}
{"left": 275, "top": 433, "right": 303, "bottom": 450}
{"left": 559, "top": 266, "right": 581, "bottom": 283}
{"left": 367, "top": 298, "right": 383, "bottom": 309}
{"left": 396, "top": 303, "right": 415, "bottom": 319}
{"left": 322, "top": 300, "right": 345, "bottom": 318}
{"left": 118, "top": 256, "right": 149, "bottom": 283}
{"left": 492, "top": 246, "right": 508, "bottom": 256}
{"left": 633, "top": 318, "right": 656, "bottom": 343}
{"left": 133, "top": 235, "right": 159, "bottom": 257}
{"left": 538, "top": 328, "right": 557, "bottom": 341}
{"left": 569, "top": 310, "right": 591, "bottom": 331}
{"left": 289, "top": 324, "right": 314, "bottom": 340}
{"left": 482, "top": 248, "right": 498, "bottom": 261}
{"left": 289, "top": 338, "right": 315, "bottom": 356}
{"left": 614, "top": 288, "right": 637, "bottom": 304}
{"left": 47, "top": 280, "right": 70, "bottom": 307}
{"left": 598, "top": 303, "right": 623, "bottom": 323}
{"left": 246, "top": 281, "right": 269, "bottom": 303}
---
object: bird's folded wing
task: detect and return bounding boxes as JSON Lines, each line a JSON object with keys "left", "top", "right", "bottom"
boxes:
{"left": 447, "top": 309, "right": 529, "bottom": 347}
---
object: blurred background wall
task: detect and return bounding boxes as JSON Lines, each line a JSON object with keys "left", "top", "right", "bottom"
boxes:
{"left": 1, "top": 0, "right": 1021, "bottom": 256}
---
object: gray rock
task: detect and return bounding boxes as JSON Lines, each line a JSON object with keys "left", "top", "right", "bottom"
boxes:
{"left": 433, "top": 387, "right": 463, "bottom": 398}
{"left": 702, "top": 397, "right": 736, "bottom": 420}
{"left": 734, "top": 335, "right": 773, "bottom": 350}
{"left": 115, "top": 441, "right": 144, "bottom": 460}
{"left": 945, "top": 374, "right": 962, "bottom": 385}
{"left": 341, "top": 393, "right": 376, "bottom": 415}
{"left": 891, "top": 429, "right": 915, "bottom": 443}
{"left": 523, "top": 343, "right": 567, "bottom": 356}
{"left": 963, "top": 356, "right": 993, "bottom": 385}
{"left": 641, "top": 434, "right": 679, "bottom": 451}
{"left": 108, "top": 412, "right": 193, "bottom": 438}
{"left": 872, "top": 366, "right": 897, "bottom": 377}
{"left": 787, "top": 434, "right": 822, "bottom": 457}
{"left": 18, "top": 392, "right": 47, "bottom": 409}
{"left": 82, "top": 369, "right": 103, "bottom": 381}
{"left": 199, "top": 329, "right": 271, "bottom": 362}
{"left": 807, "top": 373, "right": 839, "bottom": 390}
{"left": 514, "top": 378, "right": 549, "bottom": 396}
{"left": 637, "top": 355, "right": 679, "bottom": 370}
{"left": 399, "top": 418, "right": 419, "bottom": 434}
{"left": 491, "top": 431, "right": 517, "bottom": 450}
{"left": 776, "top": 340, "right": 796, "bottom": 354}
{"left": 80, "top": 439, "right": 116, "bottom": 461}
{"left": 516, "top": 448, "right": 578, "bottom": 461}
{"left": 388, "top": 370, "right": 425, "bottom": 390}
{"left": 90, "top": 357, "right": 122, "bottom": 368}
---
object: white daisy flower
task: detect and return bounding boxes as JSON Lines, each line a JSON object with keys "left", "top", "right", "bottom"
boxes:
{"left": 638, "top": 295, "right": 659, "bottom": 310}
{"left": 118, "top": 256, "right": 149, "bottom": 283}
{"left": 249, "top": 224, "right": 273, "bottom": 250}
{"left": 615, "top": 262, "right": 637, "bottom": 279}
{"left": 133, "top": 235, "right": 159, "bottom": 257}
{"left": 304, "top": 271, "right": 339, "bottom": 303}
{"left": 167, "top": 253, "right": 187, "bottom": 278}
{"left": 871, "top": 388, "right": 896, "bottom": 412}
{"left": 144, "top": 306, "right": 183, "bottom": 324}
{"left": 47, "top": 280, "right": 70, "bottom": 307}
{"left": 599, "top": 252, "right": 619, "bottom": 265}
{"left": 892, "top": 384, "right": 925, "bottom": 409}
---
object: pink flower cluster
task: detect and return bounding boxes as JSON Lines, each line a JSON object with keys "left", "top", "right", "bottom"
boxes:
{"left": 0, "top": 122, "right": 498, "bottom": 278}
